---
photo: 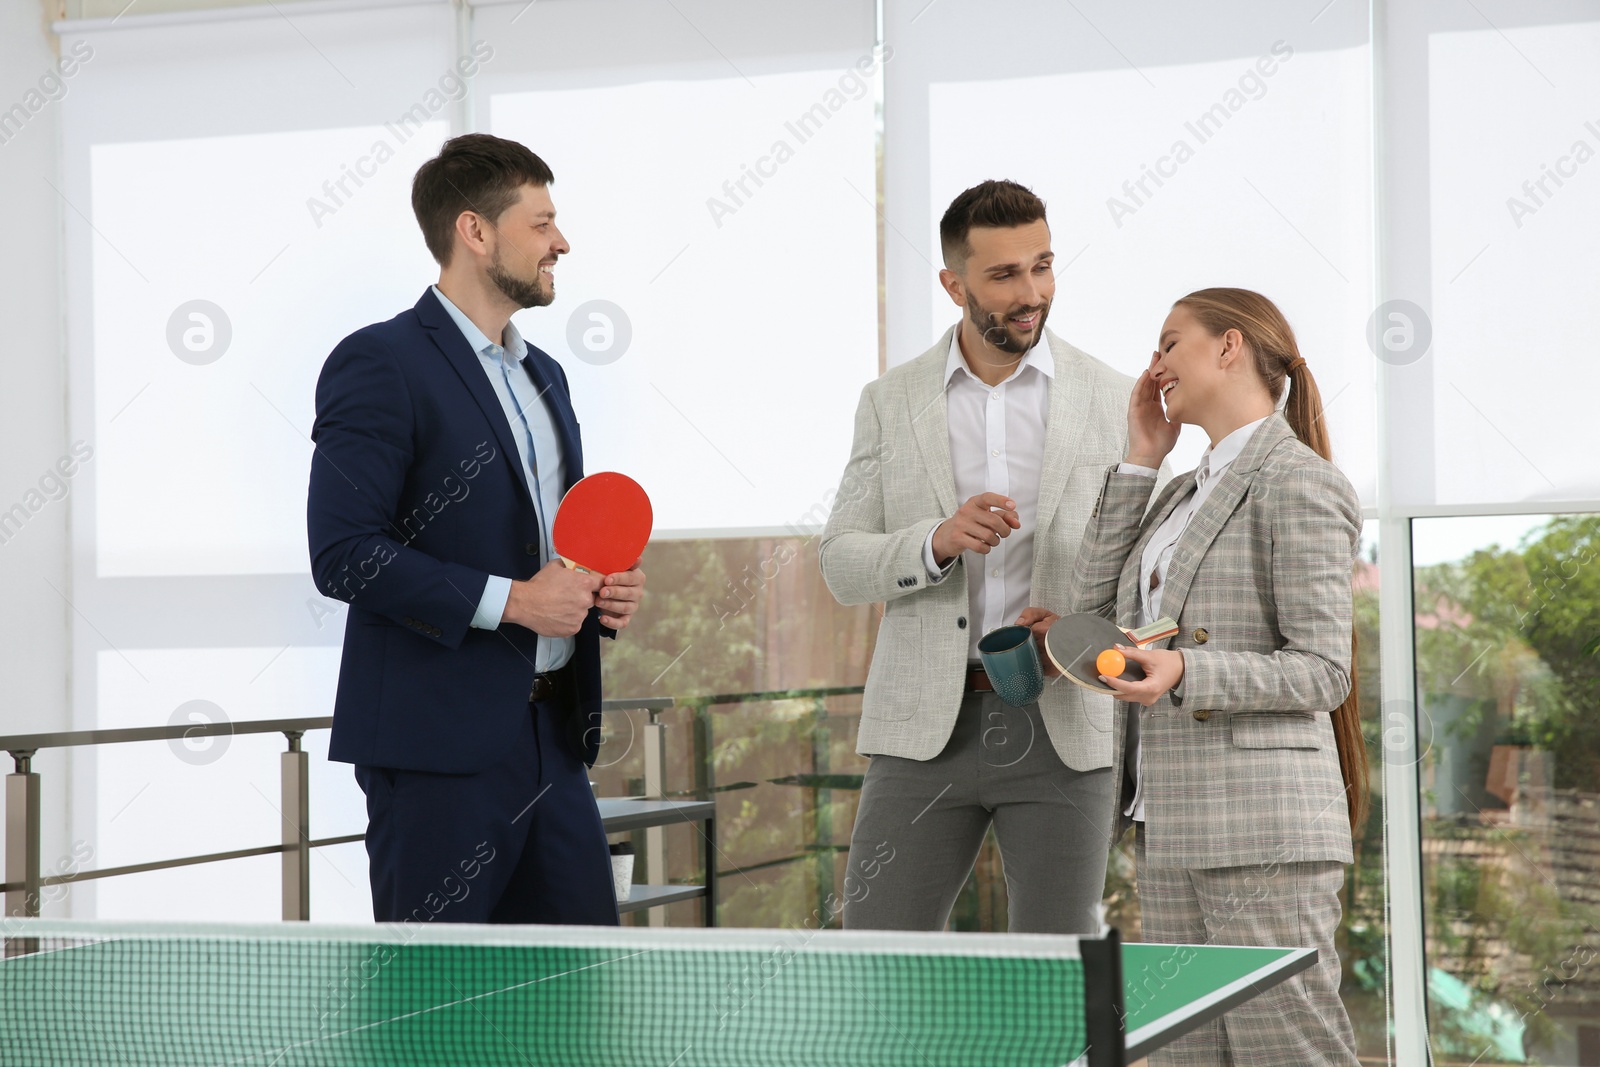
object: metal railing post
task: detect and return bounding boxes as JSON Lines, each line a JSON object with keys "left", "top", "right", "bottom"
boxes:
{"left": 643, "top": 709, "right": 668, "bottom": 928}
{"left": 280, "top": 732, "right": 309, "bottom": 921}
{"left": 691, "top": 700, "right": 716, "bottom": 927}
{"left": 4, "top": 750, "right": 41, "bottom": 919}
{"left": 690, "top": 702, "right": 714, "bottom": 798}
{"left": 811, "top": 697, "right": 832, "bottom": 923}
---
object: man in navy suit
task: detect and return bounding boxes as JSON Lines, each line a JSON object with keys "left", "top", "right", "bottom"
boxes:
{"left": 307, "top": 134, "right": 644, "bottom": 925}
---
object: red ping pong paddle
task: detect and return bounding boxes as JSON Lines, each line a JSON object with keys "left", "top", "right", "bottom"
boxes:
{"left": 1043, "top": 613, "right": 1179, "bottom": 695}
{"left": 551, "top": 472, "right": 653, "bottom": 576}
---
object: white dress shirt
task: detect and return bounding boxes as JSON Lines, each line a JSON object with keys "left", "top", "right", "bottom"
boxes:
{"left": 431, "top": 286, "right": 573, "bottom": 673}
{"left": 920, "top": 330, "right": 1053, "bottom": 661}
{"left": 1120, "top": 415, "right": 1270, "bottom": 820}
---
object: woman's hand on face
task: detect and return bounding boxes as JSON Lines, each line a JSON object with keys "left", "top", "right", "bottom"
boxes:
{"left": 1097, "top": 644, "right": 1184, "bottom": 706}
{"left": 1125, "top": 354, "right": 1180, "bottom": 468}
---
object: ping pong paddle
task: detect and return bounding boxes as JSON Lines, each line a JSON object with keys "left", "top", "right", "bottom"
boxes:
{"left": 551, "top": 472, "right": 653, "bottom": 576}
{"left": 1043, "top": 613, "right": 1179, "bottom": 695}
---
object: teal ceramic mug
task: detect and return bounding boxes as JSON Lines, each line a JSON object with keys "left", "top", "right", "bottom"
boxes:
{"left": 976, "top": 624, "right": 1045, "bottom": 707}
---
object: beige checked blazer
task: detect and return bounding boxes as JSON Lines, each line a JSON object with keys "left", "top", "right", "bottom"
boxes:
{"left": 820, "top": 326, "right": 1148, "bottom": 770}
{"left": 1070, "top": 413, "right": 1360, "bottom": 869}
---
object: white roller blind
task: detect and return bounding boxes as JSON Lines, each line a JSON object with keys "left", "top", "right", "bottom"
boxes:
{"left": 59, "top": 0, "right": 879, "bottom": 922}
{"left": 1416, "top": 18, "right": 1600, "bottom": 508}
{"left": 475, "top": 0, "right": 880, "bottom": 534}
{"left": 60, "top": 2, "right": 458, "bottom": 922}
{"left": 90, "top": 122, "right": 447, "bottom": 575}
{"left": 885, "top": 0, "right": 1378, "bottom": 502}
{"left": 66, "top": 6, "right": 459, "bottom": 576}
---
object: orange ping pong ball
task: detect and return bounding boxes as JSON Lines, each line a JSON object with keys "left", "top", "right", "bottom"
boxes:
{"left": 1096, "top": 648, "right": 1127, "bottom": 678}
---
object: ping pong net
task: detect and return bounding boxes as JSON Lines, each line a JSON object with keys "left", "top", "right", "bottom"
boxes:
{"left": 0, "top": 920, "right": 1127, "bottom": 1067}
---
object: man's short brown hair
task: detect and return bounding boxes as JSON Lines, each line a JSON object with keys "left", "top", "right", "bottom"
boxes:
{"left": 938, "top": 180, "right": 1047, "bottom": 270}
{"left": 411, "top": 134, "right": 555, "bottom": 266}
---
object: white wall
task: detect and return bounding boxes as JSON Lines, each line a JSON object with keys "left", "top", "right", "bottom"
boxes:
{"left": 0, "top": 0, "right": 73, "bottom": 915}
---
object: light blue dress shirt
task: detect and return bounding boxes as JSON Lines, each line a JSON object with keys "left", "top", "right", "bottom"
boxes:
{"left": 431, "top": 285, "right": 573, "bottom": 673}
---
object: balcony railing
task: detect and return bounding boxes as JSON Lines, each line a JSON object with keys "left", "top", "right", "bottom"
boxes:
{"left": 0, "top": 686, "right": 864, "bottom": 923}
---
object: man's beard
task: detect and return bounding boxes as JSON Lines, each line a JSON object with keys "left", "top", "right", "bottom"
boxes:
{"left": 967, "top": 292, "right": 1050, "bottom": 355}
{"left": 488, "top": 248, "right": 552, "bottom": 309}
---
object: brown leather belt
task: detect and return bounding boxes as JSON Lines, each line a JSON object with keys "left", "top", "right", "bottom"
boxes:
{"left": 964, "top": 665, "right": 993, "bottom": 693}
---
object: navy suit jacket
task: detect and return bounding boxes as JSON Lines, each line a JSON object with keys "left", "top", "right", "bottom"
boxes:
{"left": 308, "top": 288, "right": 609, "bottom": 774}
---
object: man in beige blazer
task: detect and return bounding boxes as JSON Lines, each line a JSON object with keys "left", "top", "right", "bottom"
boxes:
{"left": 819, "top": 180, "right": 1165, "bottom": 933}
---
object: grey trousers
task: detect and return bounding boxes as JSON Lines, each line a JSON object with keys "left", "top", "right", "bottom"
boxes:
{"left": 1134, "top": 827, "right": 1358, "bottom": 1066}
{"left": 843, "top": 691, "right": 1113, "bottom": 934}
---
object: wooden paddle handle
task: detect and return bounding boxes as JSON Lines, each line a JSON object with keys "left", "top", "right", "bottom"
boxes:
{"left": 559, "top": 555, "right": 600, "bottom": 576}
{"left": 1123, "top": 616, "right": 1179, "bottom": 647}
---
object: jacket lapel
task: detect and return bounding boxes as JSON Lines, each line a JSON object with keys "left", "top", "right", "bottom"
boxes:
{"left": 414, "top": 289, "right": 537, "bottom": 507}
{"left": 906, "top": 328, "right": 959, "bottom": 518}
{"left": 1146, "top": 414, "right": 1295, "bottom": 629}
{"left": 1034, "top": 331, "right": 1091, "bottom": 535}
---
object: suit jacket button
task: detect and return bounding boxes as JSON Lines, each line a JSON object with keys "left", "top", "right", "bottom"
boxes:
{"left": 907, "top": 577, "right": 918, "bottom": 587}
{"left": 957, "top": 616, "right": 967, "bottom": 629}
{"left": 525, "top": 542, "right": 539, "bottom": 556}
{"left": 1193, "top": 628, "right": 1210, "bottom": 644}
{"left": 1193, "top": 709, "right": 1211, "bottom": 722}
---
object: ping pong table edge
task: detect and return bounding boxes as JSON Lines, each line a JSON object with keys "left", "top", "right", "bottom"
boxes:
{"left": 1121, "top": 943, "right": 1318, "bottom": 1063}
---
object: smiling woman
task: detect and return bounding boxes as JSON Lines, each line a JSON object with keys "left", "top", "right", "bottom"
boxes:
{"left": 1067, "top": 286, "right": 1365, "bottom": 1065}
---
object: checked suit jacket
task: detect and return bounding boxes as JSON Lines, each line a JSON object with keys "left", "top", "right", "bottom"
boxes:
{"left": 820, "top": 326, "right": 1153, "bottom": 771}
{"left": 1069, "top": 413, "right": 1361, "bottom": 869}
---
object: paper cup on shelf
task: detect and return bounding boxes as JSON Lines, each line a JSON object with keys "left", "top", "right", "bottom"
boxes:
{"left": 609, "top": 841, "right": 635, "bottom": 901}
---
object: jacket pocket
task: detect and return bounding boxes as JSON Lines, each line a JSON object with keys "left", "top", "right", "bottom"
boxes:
{"left": 1229, "top": 711, "right": 1323, "bottom": 750}
{"left": 1079, "top": 689, "right": 1114, "bottom": 735}
{"left": 862, "top": 615, "right": 922, "bottom": 720}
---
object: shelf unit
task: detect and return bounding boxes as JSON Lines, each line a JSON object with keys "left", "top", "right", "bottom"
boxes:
{"left": 597, "top": 797, "right": 716, "bottom": 926}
